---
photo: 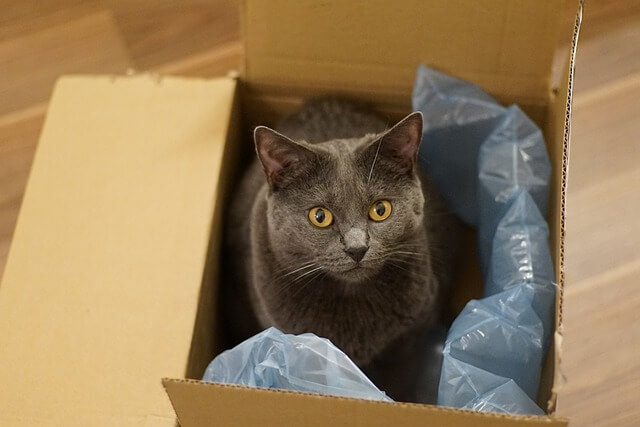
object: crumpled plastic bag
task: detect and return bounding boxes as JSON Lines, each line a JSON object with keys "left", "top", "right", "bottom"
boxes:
{"left": 414, "top": 65, "right": 506, "bottom": 226}
{"left": 486, "top": 192, "right": 556, "bottom": 342}
{"left": 486, "top": 191, "right": 555, "bottom": 297}
{"left": 440, "top": 284, "right": 547, "bottom": 412}
{"left": 202, "top": 327, "right": 392, "bottom": 402}
{"left": 477, "top": 106, "right": 551, "bottom": 277}
{"left": 413, "top": 65, "right": 556, "bottom": 415}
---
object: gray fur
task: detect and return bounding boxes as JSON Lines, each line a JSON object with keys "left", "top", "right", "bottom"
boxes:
{"left": 223, "top": 98, "right": 457, "bottom": 370}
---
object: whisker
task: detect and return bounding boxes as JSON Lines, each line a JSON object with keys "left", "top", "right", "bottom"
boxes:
{"left": 367, "top": 133, "right": 385, "bottom": 184}
{"left": 271, "top": 259, "right": 314, "bottom": 275}
{"left": 290, "top": 268, "right": 325, "bottom": 299}
{"left": 387, "top": 261, "right": 412, "bottom": 274}
{"left": 393, "top": 252, "right": 425, "bottom": 260}
{"left": 280, "top": 262, "right": 317, "bottom": 278}
{"left": 278, "top": 266, "right": 324, "bottom": 297}
{"left": 387, "top": 257, "right": 420, "bottom": 266}
{"left": 268, "top": 262, "right": 320, "bottom": 298}
{"left": 292, "top": 266, "right": 323, "bottom": 282}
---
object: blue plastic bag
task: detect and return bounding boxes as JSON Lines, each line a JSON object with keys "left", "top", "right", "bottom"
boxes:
{"left": 202, "top": 327, "right": 392, "bottom": 402}
{"left": 413, "top": 65, "right": 556, "bottom": 415}
{"left": 486, "top": 192, "right": 556, "bottom": 343}
{"left": 477, "top": 106, "right": 551, "bottom": 276}
{"left": 414, "top": 65, "right": 507, "bottom": 226}
{"left": 486, "top": 191, "right": 555, "bottom": 297}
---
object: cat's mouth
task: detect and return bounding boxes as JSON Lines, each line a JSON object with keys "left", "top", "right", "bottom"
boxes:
{"left": 329, "top": 260, "right": 382, "bottom": 282}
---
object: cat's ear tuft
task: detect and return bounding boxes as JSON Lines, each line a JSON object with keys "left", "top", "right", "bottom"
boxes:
{"left": 374, "top": 112, "right": 423, "bottom": 174}
{"left": 254, "top": 126, "right": 316, "bottom": 190}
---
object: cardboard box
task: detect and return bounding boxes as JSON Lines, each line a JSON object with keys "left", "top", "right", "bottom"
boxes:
{"left": 0, "top": 0, "right": 582, "bottom": 425}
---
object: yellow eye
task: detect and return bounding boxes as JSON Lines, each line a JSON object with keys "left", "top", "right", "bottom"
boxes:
{"left": 308, "top": 207, "right": 333, "bottom": 228}
{"left": 369, "top": 200, "right": 392, "bottom": 222}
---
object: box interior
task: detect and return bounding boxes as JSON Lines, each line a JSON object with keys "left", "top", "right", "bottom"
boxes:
{"left": 178, "top": 1, "right": 579, "bottom": 423}
{"left": 185, "top": 78, "right": 560, "bottom": 404}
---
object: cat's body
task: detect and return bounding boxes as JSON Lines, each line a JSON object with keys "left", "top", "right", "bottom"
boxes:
{"left": 223, "top": 99, "right": 457, "bottom": 397}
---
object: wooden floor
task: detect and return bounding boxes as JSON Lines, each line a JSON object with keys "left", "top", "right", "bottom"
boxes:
{"left": 0, "top": 1, "right": 638, "bottom": 425}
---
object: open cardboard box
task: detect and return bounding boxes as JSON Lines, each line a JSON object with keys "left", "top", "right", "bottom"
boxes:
{"left": 0, "top": 1, "right": 582, "bottom": 426}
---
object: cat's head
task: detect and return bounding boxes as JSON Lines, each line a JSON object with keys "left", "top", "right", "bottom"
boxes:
{"left": 254, "top": 112, "right": 425, "bottom": 284}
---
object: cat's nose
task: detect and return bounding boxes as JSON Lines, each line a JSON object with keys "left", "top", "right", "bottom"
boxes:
{"left": 345, "top": 246, "right": 368, "bottom": 263}
{"left": 342, "top": 227, "right": 369, "bottom": 262}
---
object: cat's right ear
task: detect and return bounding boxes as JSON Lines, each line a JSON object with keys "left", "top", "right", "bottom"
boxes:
{"left": 254, "top": 126, "right": 316, "bottom": 190}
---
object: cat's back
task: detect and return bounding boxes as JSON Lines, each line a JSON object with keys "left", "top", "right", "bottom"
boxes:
{"left": 276, "top": 98, "right": 389, "bottom": 143}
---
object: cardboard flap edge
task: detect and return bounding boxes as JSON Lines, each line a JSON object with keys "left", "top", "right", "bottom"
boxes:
{"left": 162, "top": 378, "right": 569, "bottom": 426}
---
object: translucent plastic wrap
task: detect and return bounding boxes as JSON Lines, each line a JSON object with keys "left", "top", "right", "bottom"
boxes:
{"left": 413, "top": 65, "right": 556, "bottom": 415}
{"left": 414, "top": 65, "right": 506, "bottom": 226}
{"left": 477, "top": 105, "right": 551, "bottom": 277}
{"left": 202, "top": 327, "right": 392, "bottom": 402}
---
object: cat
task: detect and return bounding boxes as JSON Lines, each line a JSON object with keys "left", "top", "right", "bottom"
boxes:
{"left": 222, "top": 98, "right": 458, "bottom": 398}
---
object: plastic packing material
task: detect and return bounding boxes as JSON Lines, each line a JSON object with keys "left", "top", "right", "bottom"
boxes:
{"left": 413, "top": 65, "right": 555, "bottom": 415}
{"left": 202, "top": 327, "right": 393, "bottom": 402}
{"left": 477, "top": 105, "right": 551, "bottom": 277}
{"left": 413, "top": 64, "right": 507, "bottom": 226}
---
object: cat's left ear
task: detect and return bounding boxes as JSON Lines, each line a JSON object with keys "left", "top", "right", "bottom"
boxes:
{"left": 370, "top": 112, "right": 423, "bottom": 174}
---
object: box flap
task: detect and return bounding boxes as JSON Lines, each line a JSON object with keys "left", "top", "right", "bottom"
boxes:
{"left": 0, "top": 75, "right": 236, "bottom": 426}
{"left": 545, "top": 0, "right": 584, "bottom": 414}
{"left": 163, "top": 379, "right": 569, "bottom": 427}
{"left": 242, "top": 0, "right": 564, "bottom": 102}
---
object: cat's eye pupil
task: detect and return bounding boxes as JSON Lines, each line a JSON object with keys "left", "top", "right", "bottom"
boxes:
{"left": 375, "top": 202, "right": 386, "bottom": 216}
{"left": 315, "top": 209, "right": 326, "bottom": 223}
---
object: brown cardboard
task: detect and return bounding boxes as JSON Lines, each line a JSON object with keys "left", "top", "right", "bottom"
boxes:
{"left": 0, "top": 75, "right": 237, "bottom": 426}
{"left": 163, "top": 379, "right": 567, "bottom": 427}
{"left": 242, "top": 0, "right": 563, "bottom": 106}
{"left": 0, "top": 0, "right": 581, "bottom": 426}
{"left": 546, "top": 0, "right": 584, "bottom": 413}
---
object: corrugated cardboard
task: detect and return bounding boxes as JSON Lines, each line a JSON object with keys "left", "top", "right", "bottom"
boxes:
{"left": 163, "top": 380, "right": 566, "bottom": 427}
{"left": 0, "top": 0, "right": 582, "bottom": 425}
{"left": 0, "top": 76, "right": 238, "bottom": 426}
{"left": 242, "top": 0, "right": 561, "bottom": 104}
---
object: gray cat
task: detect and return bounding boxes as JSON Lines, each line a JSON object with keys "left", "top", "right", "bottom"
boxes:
{"left": 223, "top": 99, "right": 457, "bottom": 397}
